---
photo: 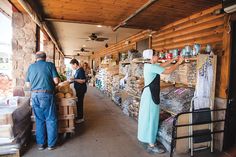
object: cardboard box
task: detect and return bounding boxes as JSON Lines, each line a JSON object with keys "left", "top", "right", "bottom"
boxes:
{"left": 0, "top": 125, "right": 13, "bottom": 138}
{"left": 0, "top": 113, "right": 13, "bottom": 125}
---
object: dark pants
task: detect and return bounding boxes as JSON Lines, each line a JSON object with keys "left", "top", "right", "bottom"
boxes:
{"left": 76, "top": 92, "right": 85, "bottom": 119}
{"left": 31, "top": 92, "right": 58, "bottom": 147}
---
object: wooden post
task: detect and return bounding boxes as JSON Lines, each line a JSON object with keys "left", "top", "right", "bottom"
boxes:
{"left": 218, "top": 14, "right": 231, "bottom": 98}
{"left": 35, "top": 26, "right": 40, "bottom": 52}
{"left": 149, "top": 36, "right": 152, "bottom": 49}
{"left": 53, "top": 44, "right": 55, "bottom": 63}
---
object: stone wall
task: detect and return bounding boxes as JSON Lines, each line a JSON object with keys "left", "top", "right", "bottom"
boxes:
{"left": 59, "top": 54, "right": 65, "bottom": 73}
{"left": 12, "top": 12, "right": 36, "bottom": 89}
{"left": 43, "top": 40, "right": 54, "bottom": 63}
{"left": 55, "top": 49, "right": 60, "bottom": 68}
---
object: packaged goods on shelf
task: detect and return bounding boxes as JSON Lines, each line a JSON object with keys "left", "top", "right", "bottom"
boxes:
{"left": 125, "top": 77, "right": 144, "bottom": 97}
{"left": 160, "top": 86, "right": 194, "bottom": 114}
{"left": 158, "top": 116, "right": 174, "bottom": 152}
{"left": 105, "top": 73, "right": 113, "bottom": 96}
{"left": 95, "top": 68, "right": 107, "bottom": 91}
{"left": 178, "top": 62, "right": 197, "bottom": 86}
{"left": 112, "top": 75, "right": 123, "bottom": 92}
{"left": 127, "top": 49, "right": 142, "bottom": 61}
{"left": 119, "top": 64, "right": 131, "bottom": 76}
{"left": 161, "top": 62, "right": 196, "bottom": 86}
{"left": 120, "top": 53, "right": 128, "bottom": 61}
{"left": 104, "top": 66, "right": 119, "bottom": 96}
{"left": 112, "top": 92, "right": 122, "bottom": 106}
{"left": 122, "top": 97, "right": 133, "bottom": 116}
{"left": 96, "top": 66, "right": 119, "bottom": 96}
{"left": 131, "top": 63, "right": 144, "bottom": 78}
{"left": 122, "top": 97, "right": 140, "bottom": 120}
{"left": 161, "top": 70, "right": 178, "bottom": 83}
{"left": 111, "top": 75, "right": 124, "bottom": 106}
{"left": 128, "top": 99, "right": 140, "bottom": 120}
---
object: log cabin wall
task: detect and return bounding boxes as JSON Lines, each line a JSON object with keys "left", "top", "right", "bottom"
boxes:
{"left": 92, "top": 30, "right": 150, "bottom": 62}
{"left": 92, "top": 4, "right": 230, "bottom": 99}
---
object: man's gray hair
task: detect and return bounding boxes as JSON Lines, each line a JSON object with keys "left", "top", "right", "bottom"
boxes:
{"left": 35, "top": 51, "right": 46, "bottom": 59}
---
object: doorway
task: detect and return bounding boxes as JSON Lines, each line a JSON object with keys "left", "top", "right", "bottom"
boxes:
{"left": 223, "top": 21, "right": 236, "bottom": 150}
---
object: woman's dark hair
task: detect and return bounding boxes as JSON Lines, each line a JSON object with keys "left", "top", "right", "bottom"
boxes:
{"left": 70, "top": 58, "right": 79, "bottom": 65}
{"left": 153, "top": 49, "right": 159, "bottom": 56}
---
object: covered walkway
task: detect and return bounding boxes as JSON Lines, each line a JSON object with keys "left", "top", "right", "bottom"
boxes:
{"left": 23, "top": 87, "right": 222, "bottom": 157}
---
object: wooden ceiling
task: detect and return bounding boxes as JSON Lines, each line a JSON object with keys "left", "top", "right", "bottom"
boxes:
{"left": 125, "top": 0, "right": 221, "bottom": 29}
{"left": 9, "top": 0, "right": 221, "bottom": 30}
{"left": 40, "top": 0, "right": 149, "bottom": 26}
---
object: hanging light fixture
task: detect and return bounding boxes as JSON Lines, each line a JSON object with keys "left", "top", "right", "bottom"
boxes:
{"left": 105, "top": 43, "right": 108, "bottom": 48}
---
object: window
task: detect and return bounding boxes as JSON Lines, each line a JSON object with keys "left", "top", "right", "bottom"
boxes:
{"left": 0, "top": 11, "right": 13, "bottom": 97}
{"left": 0, "top": 12, "right": 12, "bottom": 77}
{"left": 39, "top": 30, "right": 44, "bottom": 51}
{"left": 136, "top": 38, "right": 150, "bottom": 53}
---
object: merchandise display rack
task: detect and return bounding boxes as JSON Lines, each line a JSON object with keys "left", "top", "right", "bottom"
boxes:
{"left": 95, "top": 53, "right": 224, "bottom": 156}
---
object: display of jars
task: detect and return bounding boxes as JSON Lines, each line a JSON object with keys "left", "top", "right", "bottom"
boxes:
{"left": 193, "top": 44, "right": 201, "bottom": 56}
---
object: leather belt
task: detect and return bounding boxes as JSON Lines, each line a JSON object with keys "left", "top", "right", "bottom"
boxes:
{"left": 32, "top": 90, "right": 54, "bottom": 94}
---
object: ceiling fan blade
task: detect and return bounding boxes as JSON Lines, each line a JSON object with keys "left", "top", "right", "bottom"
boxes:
{"left": 86, "top": 39, "right": 92, "bottom": 42}
{"left": 78, "top": 37, "right": 89, "bottom": 40}
{"left": 96, "top": 37, "right": 109, "bottom": 41}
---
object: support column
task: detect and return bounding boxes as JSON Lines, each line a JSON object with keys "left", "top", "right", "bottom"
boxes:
{"left": 12, "top": 12, "right": 37, "bottom": 90}
{"left": 43, "top": 40, "right": 54, "bottom": 63}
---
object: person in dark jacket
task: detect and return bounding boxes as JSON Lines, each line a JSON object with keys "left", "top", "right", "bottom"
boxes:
{"left": 70, "top": 59, "right": 87, "bottom": 123}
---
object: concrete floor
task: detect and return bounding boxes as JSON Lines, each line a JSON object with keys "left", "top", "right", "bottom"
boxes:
{"left": 23, "top": 87, "right": 224, "bottom": 157}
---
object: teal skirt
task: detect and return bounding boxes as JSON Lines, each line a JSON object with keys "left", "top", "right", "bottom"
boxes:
{"left": 137, "top": 88, "right": 160, "bottom": 144}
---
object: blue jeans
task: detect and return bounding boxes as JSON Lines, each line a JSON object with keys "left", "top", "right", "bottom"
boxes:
{"left": 32, "top": 92, "right": 58, "bottom": 147}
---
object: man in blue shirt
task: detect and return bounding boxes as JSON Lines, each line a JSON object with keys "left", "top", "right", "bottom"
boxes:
{"left": 26, "top": 51, "right": 59, "bottom": 151}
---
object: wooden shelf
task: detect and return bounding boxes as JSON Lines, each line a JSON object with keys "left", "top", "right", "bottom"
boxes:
{"left": 157, "top": 57, "right": 198, "bottom": 63}
{"left": 120, "top": 61, "right": 131, "bottom": 64}
{"left": 120, "top": 57, "right": 197, "bottom": 65}
{"left": 132, "top": 59, "right": 150, "bottom": 64}
{"left": 160, "top": 107, "right": 177, "bottom": 116}
{"left": 127, "top": 92, "right": 141, "bottom": 99}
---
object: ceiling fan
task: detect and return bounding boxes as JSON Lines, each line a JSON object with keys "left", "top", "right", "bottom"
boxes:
{"left": 79, "top": 33, "right": 109, "bottom": 42}
{"left": 74, "top": 47, "right": 90, "bottom": 53}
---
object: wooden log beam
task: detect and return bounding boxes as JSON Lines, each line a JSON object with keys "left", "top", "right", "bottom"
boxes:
{"left": 16, "top": 0, "right": 64, "bottom": 56}
{"left": 45, "top": 18, "right": 103, "bottom": 26}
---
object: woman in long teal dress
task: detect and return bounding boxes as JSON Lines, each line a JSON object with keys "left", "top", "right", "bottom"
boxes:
{"left": 138, "top": 52, "right": 183, "bottom": 153}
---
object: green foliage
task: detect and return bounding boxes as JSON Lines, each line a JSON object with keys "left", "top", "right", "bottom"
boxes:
{"left": 58, "top": 72, "right": 67, "bottom": 82}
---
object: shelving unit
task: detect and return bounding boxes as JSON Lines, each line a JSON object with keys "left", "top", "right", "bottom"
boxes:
{"left": 158, "top": 54, "right": 218, "bottom": 156}
{"left": 120, "top": 61, "right": 131, "bottom": 64}
{"left": 96, "top": 53, "right": 217, "bottom": 156}
{"left": 127, "top": 92, "right": 141, "bottom": 99}
{"left": 160, "top": 108, "right": 177, "bottom": 116}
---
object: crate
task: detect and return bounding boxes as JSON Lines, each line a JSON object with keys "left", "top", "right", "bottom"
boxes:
{"left": 31, "top": 97, "right": 77, "bottom": 134}
{"left": 57, "top": 97, "right": 77, "bottom": 117}
{"left": 32, "top": 114, "right": 75, "bottom": 133}
{"left": 58, "top": 104, "right": 77, "bottom": 118}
